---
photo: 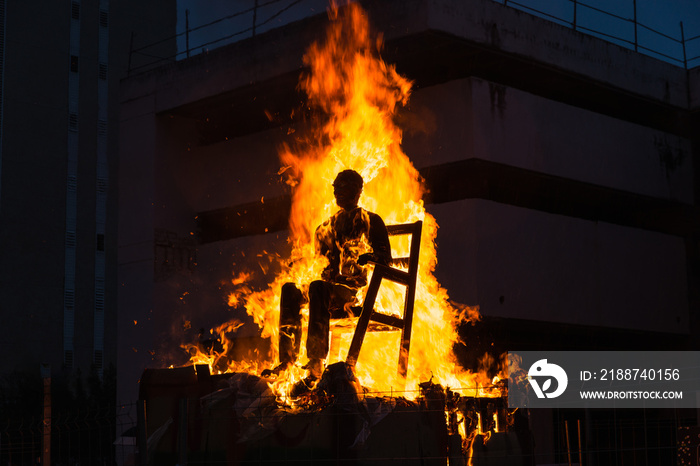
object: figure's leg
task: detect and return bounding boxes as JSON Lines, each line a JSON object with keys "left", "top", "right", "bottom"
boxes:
{"left": 306, "top": 280, "right": 332, "bottom": 363}
{"left": 306, "top": 281, "right": 357, "bottom": 376}
{"left": 279, "top": 282, "right": 303, "bottom": 365}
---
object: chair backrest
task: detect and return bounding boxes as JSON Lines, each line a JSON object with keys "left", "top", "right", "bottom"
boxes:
{"left": 386, "top": 220, "right": 422, "bottom": 286}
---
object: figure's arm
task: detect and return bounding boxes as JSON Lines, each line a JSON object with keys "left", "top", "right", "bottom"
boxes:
{"left": 314, "top": 228, "right": 325, "bottom": 257}
{"left": 358, "top": 214, "right": 392, "bottom": 266}
{"left": 315, "top": 222, "right": 334, "bottom": 281}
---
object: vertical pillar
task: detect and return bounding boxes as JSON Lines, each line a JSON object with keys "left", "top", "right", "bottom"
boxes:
{"left": 185, "top": 9, "right": 190, "bottom": 58}
{"left": 252, "top": 0, "right": 258, "bottom": 37}
{"left": 680, "top": 22, "right": 687, "bottom": 69}
{"left": 633, "top": 0, "right": 638, "bottom": 52}
{"left": 178, "top": 398, "right": 188, "bottom": 466}
{"left": 40, "top": 364, "right": 51, "bottom": 465}
{"left": 137, "top": 400, "right": 148, "bottom": 466}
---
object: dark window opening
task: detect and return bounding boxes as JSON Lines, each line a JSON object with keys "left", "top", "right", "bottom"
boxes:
{"left": 96, "top": 233, "right": 105, "bottom": 251}
{"left": 69, "top": 113, "right": 78, "bottom": 132}
{"left": 71, "top": 2, "right": 79, "bottom": 20}
{"left": 97, "top": 177, "right": 108, "bottom": 193}
{"left": 64, "top": 289, "right": 75, "bottom": 310}
{"left": 95, "top": 290, "right": 105, "bottom": 310}
{"left": 99, "top": 10, "right": 108, "bottom": 28}
{"left": 70, "top": 55, "right": 79, "bottom": 73}
{"left": 66, "top": 230, "right": 76, "bottom": 248}
{"left": 98, "top": 62, "right": 107, "bottom": 80}
{"left": 94, "top": 350, "right": 103, "bottom": 369}
{"left": 64, "top": 350, "right": 74, "bottom": 368}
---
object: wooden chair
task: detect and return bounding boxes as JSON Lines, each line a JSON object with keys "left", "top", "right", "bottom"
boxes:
{"left": 343, "top": 220, "right": 422, "bottom": 380}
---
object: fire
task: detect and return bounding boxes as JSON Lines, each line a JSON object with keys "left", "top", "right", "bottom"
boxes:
{"left": 183, "top": 2, "right": 501, "bottom": 402}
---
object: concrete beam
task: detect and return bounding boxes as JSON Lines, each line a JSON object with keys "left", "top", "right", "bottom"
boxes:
{"left": 196, "top": 158, "right": 700, "bottom": 243}
{"left": 121, "top": 0, "right": 692, "bottom": 134}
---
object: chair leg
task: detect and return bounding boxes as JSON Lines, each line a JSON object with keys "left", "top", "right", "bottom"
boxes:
{"left": 397, "top": 339, "right": 409, "bottom": 380}
{"left": 328, "top": 326, "right": 341, "bottom": 362}
{"left": 346, "top": 274, "right": 383, "bottom": 366}
{"left": 397, "top": 285, "right": 416, "bottom": 380}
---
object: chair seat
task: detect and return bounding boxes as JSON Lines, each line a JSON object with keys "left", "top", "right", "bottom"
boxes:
{"left": 331, "top": 314, "right": 402, "bottom": 333}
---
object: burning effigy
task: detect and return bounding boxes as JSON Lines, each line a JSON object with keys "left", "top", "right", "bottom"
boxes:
{"left": 139, "top": 3, "right": 523, "bottom": 465}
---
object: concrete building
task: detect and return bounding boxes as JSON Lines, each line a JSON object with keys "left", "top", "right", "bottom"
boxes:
{"left": 119, "top": 0, "right": 699, "bottom": 462}
{"left": 0, "top": 0, "right": 174, "bottom": 400}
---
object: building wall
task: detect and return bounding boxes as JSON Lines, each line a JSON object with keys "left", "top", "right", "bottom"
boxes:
{"left": 405, "top": 77, "right": 693, "bottom": 203}
{"left": 423, "top": 0, "right": 688, "bottom": 107}
{"left": 430, "top": 199, "right": 688, "bottom": 332}
{"left": 403, "top": 77, "right": 692, "bottom": 333}
{"left": 117, "top": 104, "right": 295, "bottom": 400}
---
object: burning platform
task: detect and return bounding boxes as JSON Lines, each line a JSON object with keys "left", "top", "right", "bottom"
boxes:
{"left": 137, "top": 363, "right": 527, "bottom": 466}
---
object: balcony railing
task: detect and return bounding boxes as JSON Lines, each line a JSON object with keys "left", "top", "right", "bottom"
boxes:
{"left": 127, "top": 0, "right": 700, "bottom": 75}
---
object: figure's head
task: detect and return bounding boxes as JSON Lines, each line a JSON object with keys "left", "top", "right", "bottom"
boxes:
{"left": 333, "top": 169, "right": 363, "bottom": 210}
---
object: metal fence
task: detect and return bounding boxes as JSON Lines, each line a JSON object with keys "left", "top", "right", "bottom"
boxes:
{"left": 0, "top": 402, "right": 138, "bottom": 466}
{"left": 127, "top": 0, "right": 700, "bottom": 75}
{"left": 499, "top": 0, "right": 700, "bottom": 69}
{"left": 127, "top": 0, "right": 306, "bottom": 75}
{"left": 552, "top": 409, "right": 693, "bottom": 465}
{"left": 1, "top": 397, "right": 694, "bottom": 465}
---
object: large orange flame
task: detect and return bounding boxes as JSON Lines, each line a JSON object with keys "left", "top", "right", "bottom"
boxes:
{"left": 186, "top": 1, "right": 498, "bottom": 401}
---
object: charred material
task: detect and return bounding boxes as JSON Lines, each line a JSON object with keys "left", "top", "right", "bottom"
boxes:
{"left": 138, "top": 364, "right": 450, "bottom": 465}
